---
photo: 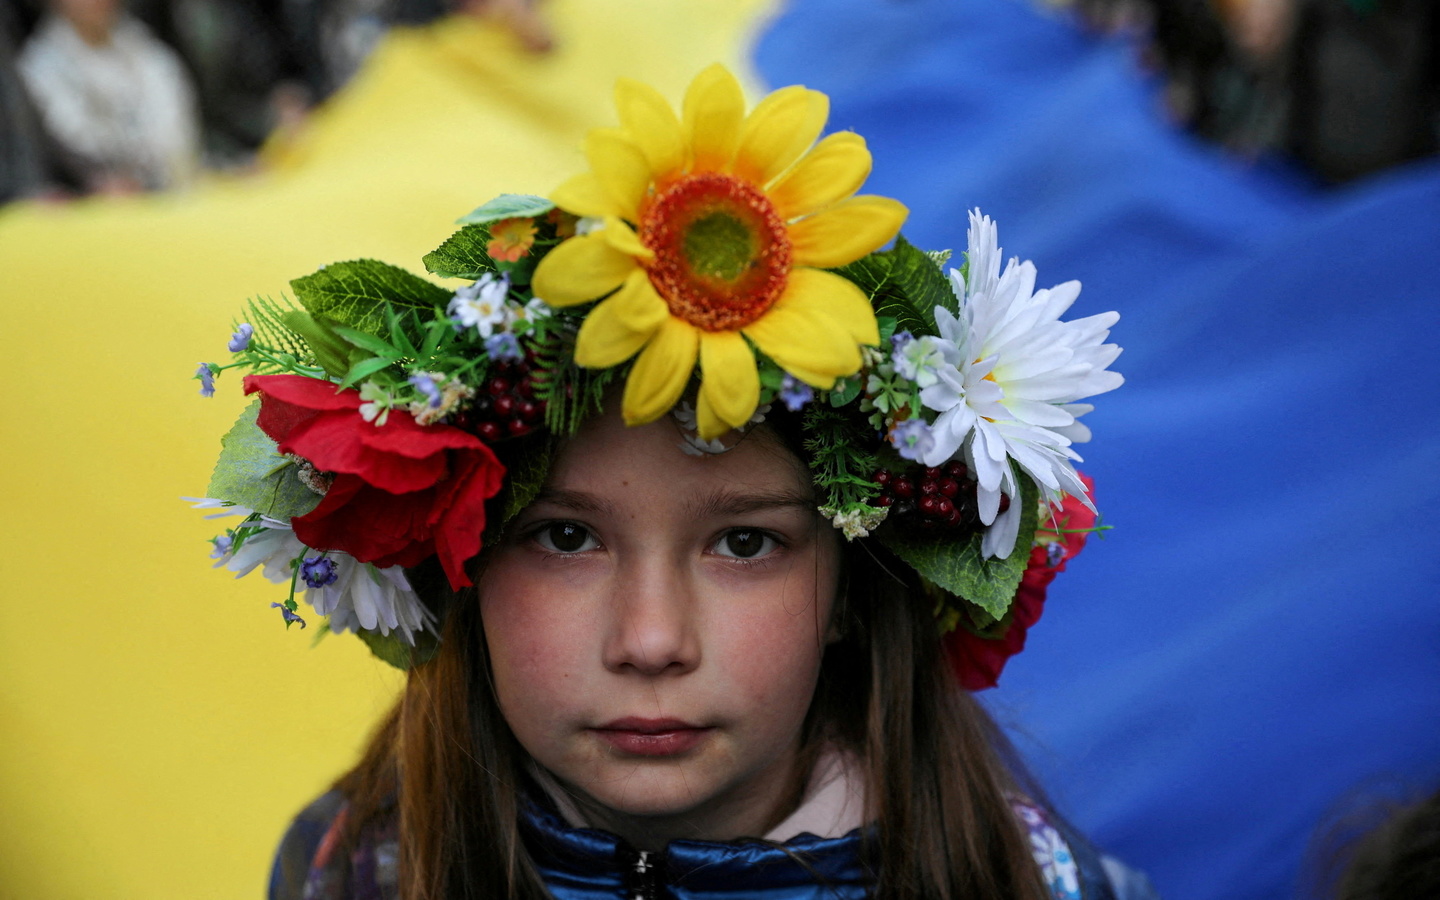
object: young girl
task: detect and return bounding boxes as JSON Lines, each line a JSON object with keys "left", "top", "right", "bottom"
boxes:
{"left": 194, "top": 65, "right": 1142, "bottom": 899}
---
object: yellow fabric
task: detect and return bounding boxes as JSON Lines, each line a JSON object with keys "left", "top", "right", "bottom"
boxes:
{"left": 0, "top": 2, "right": 771, "bottom": 896}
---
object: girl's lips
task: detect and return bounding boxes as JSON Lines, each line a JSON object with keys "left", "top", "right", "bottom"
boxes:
{"left": 591, "top": 718, "right": 713, "bottom": 757}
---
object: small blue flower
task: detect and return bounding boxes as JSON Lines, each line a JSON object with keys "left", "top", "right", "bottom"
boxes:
{"left": 228, "top": 323, "right": 254, "bottom": 353}
{"left": 271, "top": 602, "right": 307, "bottom": 629}
{"left": 299, "top": 556, "right": 339, "bottom": 589}
{"left": 209, "top": 533, "right": 234, "bottom": 559}
{"left": 891, "top": 330, "right": 914, "bottom": 353}
{"left": 407, "top": 373, "right": 442, "bottom": 409}
{"left": 484, "top": 331, "right": 523, "bottom": 362}
{"left": 778, "top": 374, "right": 814, "bottom": 412}
{"left": 890, "top": 418, "right": 936, "bottom": 462}
{"left": 1047, "top": 541, "right": 1066, "bottom": 567}
{"left": 195, "top": 363, "right": 216, "bottom": 398}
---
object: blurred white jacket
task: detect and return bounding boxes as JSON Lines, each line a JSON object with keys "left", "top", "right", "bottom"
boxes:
{"left": 19, "top": 13, "right": 201, "bottom": 191}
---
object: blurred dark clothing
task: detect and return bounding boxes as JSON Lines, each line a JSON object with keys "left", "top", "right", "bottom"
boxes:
{"left": 1285, "top": 0, "right": 1439, "bottom": 183}
{"left": 0, "top": 1, "right": 51, "bottom": 200}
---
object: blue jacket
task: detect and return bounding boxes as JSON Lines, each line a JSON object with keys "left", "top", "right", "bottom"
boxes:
{"left": 270, "top": 790, "right": 1157, "bottom": 900}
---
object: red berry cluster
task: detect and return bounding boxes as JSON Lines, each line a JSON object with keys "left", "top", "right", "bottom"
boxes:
{"left": 872, "top": 460, "right": 1010, "bottom": 532}
{"left": 468, "top": 359, "right": 546, "bottom": 442}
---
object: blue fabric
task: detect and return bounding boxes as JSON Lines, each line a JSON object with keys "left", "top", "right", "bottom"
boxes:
{"left": 754, "top": 4, "right": 1440, "bottom": 900}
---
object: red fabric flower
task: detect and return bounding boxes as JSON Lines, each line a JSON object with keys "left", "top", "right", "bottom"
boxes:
{"left": 244, "top": 374, "right": 505, "bottom": 590}
{"left": 945, "top": 474, "right": 1097, "bottom": 690}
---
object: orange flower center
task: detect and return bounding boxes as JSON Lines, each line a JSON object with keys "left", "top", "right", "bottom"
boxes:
{"left": 639, "top": 173, "right": 791, "bottom": 332}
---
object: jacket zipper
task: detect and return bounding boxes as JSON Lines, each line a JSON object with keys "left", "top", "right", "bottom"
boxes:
{"left": 628, "top": 848, "right": 659, "bottom": 900}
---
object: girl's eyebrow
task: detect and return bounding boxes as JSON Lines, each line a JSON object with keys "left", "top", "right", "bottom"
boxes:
{"left": 529, "top": 488, "right": 616, "bottom": 516}
{"left": 684, "top": 487, "right": 814, "bottom": 520}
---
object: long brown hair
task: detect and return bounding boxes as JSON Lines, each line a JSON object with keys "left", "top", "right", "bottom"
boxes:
{"left": 333, "top": 417, "right": 1052, "bottom": 900}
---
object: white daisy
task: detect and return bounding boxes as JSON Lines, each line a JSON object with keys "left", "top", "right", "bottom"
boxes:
{"left": 448, "top": 272, "right": 510, "bottom": 338}
{"left": 918, "top": 210, "right": 1123, "bottom": 558}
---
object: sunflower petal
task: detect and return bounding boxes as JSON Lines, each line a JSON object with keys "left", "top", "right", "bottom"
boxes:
{"left": 585, "top": 128, "right": 650, "bottom": 221}
{"left": 743, "top": 295, "right": 860, "bottom": 390}
{"left": 599, "top": 216, "right": 654, "bottom": 261}
{"left": 697, "top": 330, "right": 760, "bottom": 435}
{"left": 732, "top": 87, "right": 829, "bottom": 186}
{"left": 683, "top": 64, "right": 745, "bottom": 173}
{"left": 622, "top": 318, "right": 699, "bottom": 425}
{"left": 768, "top": 132, "right": 872, "bottom": 220}
{"left": 695, "top": 391, "right": 728, "bottom": 442}
{"left": 551, "top": 172, "right": 620, "bottom": 219}
{"left": 788, "top": 196, "right": 908, "bottom": 268}
{"left": 573, "top": 278, "right": 664, "bottom": 369}
{"left": 782, "top": 267, "right": 880, "bottom": 345}
{"left": 531, "top": 232, "right": 637, "bottom": 307}
{"left": 615, "top": 78, "right": 685, "bottom": 181}
{"left": 606, "top": 269, "right": 669, "bottom": 332}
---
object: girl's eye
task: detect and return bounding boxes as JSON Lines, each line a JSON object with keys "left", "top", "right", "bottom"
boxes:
{"left": 714, "top": 529, "right": 777, "bottom": 560}
{"left": 534, "top": 522, "right": 598, "bottom": 554}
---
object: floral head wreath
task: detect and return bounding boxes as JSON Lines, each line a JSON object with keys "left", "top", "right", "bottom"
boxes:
{"left": 191, "top": 65, "right": 1122, "bottom": 690}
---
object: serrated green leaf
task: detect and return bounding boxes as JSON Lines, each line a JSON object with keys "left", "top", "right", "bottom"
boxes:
{"left": 497, "top": 435, "right": 553, "bottom": 526}
{"left": 423, "top": 224, "right": 496, "bottom": 280}
{"left": 833, "top": 235, "right": 940, "bottom": 336}
{"left": 356, "top": 618, "right": 440, "bottom": 670}
{"left": 876, "top": 471, "right": 1040, "bottom": 620}
{"left": 205, "top": 401, "right": 322, "bottom": 519}
{"left": 290, "top": 259, "right": 452, "bottom": 336}
{"left": 887, "top": 235, "right": 956, "bottom": 324}
{"left": 458, "top": 194, "right": 554, "bottom": 225}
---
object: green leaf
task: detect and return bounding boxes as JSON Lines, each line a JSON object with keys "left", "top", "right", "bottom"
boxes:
{"left": 496, "top": 435, "right": 553, "bottom": 526}
{"left": 281, "top": 310, "right": 353, "bottom": 379}
{"left": 834, "top": 234, "right": 955, "bottom": 335}
{"left": 332, "top": 325, "right": 401, "bottom": 358}
{"left": 356, "top": 619, "right": 440, "bottom": 670}
{"left": 876, "top": 470, "right": 1040, "bottom": 620}
{"left": 205, "top": 401, "right": 322, "bottom": 519}
{"left": 829, "top": 375, "right": 863, "bottom": 407}
{"left": 457, "top": 194, "right": 554, "bottom": 225}
{"left": 290, "top": 259, "right": 452, "bottom": 336}
{"left": 340, "top": 356, "right": 398, "bottom": 388}
{"left": 422, "top": 224, "right": 496, "bottom": 280}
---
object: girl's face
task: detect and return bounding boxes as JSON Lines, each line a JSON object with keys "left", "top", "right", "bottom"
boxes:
{"left": 479, "top": 408, "right": 839, "bottom": 848}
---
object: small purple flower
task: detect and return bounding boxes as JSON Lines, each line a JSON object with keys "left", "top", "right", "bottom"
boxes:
{"left": 1046, "top": 541, "right": 1066, "bottom": 567}
{"left": 195, "top": 363, "right": 216, "bottom": 398}
{"left": 299, "top": 556, "right": 339, "bottom": 588}
{"left": 271, "top": 602, "right": 307, "bottom": 629}
{"left": 778, "top": 374, "right": 814, "bottom": 412}
{"left": 890, "top": 418, "right": 936, "bottom": 462}
{"left": 407, "top": 373, "right": 442, "bottom": 409}
{"left": 890, "top": 330, "right": 914, "bottom": 353}
{"left": 209, "top": 533, "right": 234, "bottom": 559}
{"left": 228, "top": 323, "right": 254, "bottom": 353}
{"left": 484, "top": 331, "right": 523, "bottom": 362}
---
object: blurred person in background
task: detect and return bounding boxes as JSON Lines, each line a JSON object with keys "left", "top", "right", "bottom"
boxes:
{"left": 16, "top": 0, "right": 202, "bottom": 193}
{"left": 1061, "top": 0, "right": 1438, "bottom": 182}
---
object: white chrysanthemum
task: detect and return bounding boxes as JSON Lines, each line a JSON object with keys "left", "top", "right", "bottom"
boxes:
{"left": 208, "top": 515, "right": 434, "bottom": 644}
{"left": 918, "top": 210, "right": 1123, "bottom": 559}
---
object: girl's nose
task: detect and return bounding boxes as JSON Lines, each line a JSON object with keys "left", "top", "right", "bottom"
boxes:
{"left": 602, "top": 562, "right": 701, "bottom": 676}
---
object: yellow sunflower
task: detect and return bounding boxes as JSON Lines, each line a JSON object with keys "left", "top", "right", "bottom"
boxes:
{"left": 531, "top": 63, "right": 908, "bottom": 439}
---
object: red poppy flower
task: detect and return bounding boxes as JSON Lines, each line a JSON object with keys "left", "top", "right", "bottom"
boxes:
{"left": 947, "top": 475, "right": 1097, "bottom": 690}
{"left": 244, "top": 374, "right": 505, "bottom": 590}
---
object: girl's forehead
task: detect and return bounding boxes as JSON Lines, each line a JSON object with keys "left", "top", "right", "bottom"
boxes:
{"left": 546, "top": 410, "right": 810, "bottom": 498}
